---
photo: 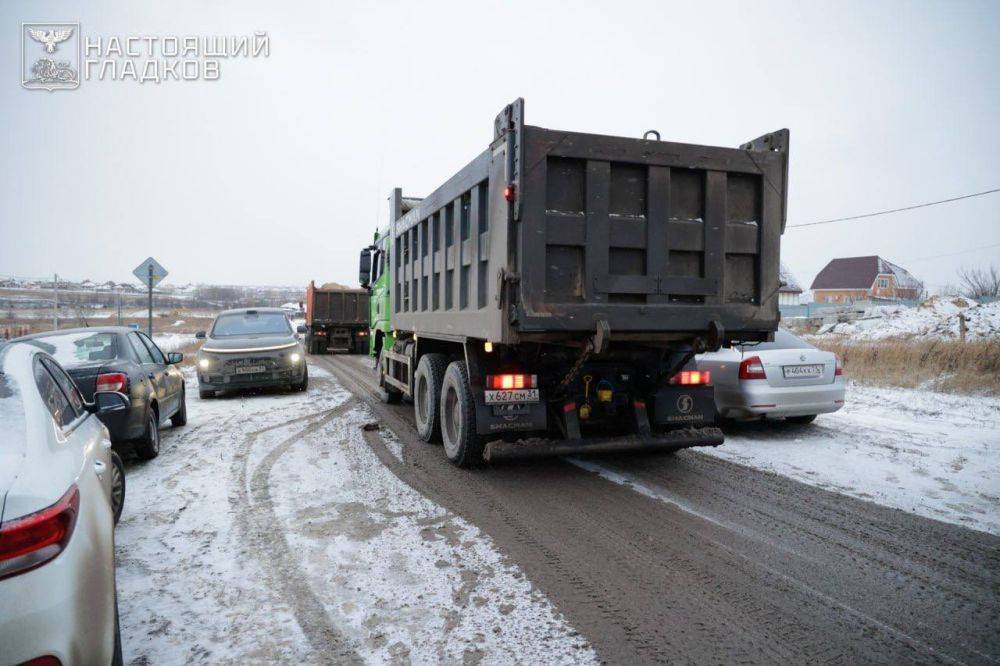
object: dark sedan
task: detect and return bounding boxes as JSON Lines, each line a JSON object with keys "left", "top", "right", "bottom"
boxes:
{"left": 195, "top": 308, "right": 308, "bottom": 397}
{"left": 13, "top": 326, "right": 186, "bottom": 459}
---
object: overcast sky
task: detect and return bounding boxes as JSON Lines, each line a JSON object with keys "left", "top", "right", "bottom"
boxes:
{"left": 1, "top": 0, "right": 998, "bottom": 292}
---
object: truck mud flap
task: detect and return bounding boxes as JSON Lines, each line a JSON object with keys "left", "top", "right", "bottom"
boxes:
{"left": 482, "top": 427, "right": 724, "bottom": 463}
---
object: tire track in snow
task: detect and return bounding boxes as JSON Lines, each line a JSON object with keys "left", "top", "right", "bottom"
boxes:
{"left": 232, "top": 401, "right": 362, "bottom": 663}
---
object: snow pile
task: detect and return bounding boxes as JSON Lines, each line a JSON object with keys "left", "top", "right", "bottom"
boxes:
{"left": 814, "top": 296, "right": 1000, "bottom": 341}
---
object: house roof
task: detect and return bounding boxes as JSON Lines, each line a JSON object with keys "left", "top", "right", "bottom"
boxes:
{"left": 778, "top": 263, "right": 802, "bottom": 293}
{"left": 810, "top": 256, "right": 922, "bottom": 291}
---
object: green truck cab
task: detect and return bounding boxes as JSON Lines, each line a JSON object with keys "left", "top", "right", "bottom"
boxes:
{"left": 360, "top": 230, "right": 393, "bottom": 361}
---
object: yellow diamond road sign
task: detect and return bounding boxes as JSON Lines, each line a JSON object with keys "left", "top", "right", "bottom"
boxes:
{"left": 133, "top": 257, "right": 168, "bottom": 288}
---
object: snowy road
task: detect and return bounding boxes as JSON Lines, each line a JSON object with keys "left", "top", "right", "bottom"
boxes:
{"left": 115, "top": 356, "right": 1000, "bottom": 664}
{"left": 708, "top": 384, "right": 1000, "bottom": 535}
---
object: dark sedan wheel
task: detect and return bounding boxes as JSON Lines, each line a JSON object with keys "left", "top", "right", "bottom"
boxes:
{"left": 170, "top": 389, "right": 187, "bottom": 427}
{"left": 134, "top": 411, "right": 160, "bottom": 460}
{"left": 110, "top": 451, "right": 125, "bottom": 525}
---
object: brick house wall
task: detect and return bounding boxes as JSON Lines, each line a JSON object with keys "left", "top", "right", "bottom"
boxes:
{"left": 813, "top": 289, "right": 868, "bottom": 304}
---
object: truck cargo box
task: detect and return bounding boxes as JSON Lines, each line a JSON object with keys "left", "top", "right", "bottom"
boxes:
{"left": 389, "top": 99, "right": 788, "bottom": 346}
{"left": 306, "top": 282, "right": 369, "bottom": 326}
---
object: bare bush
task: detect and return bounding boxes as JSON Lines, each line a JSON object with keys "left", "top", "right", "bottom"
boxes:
{"left": 958, "top": 264, "right": 1000, "bottom": 299}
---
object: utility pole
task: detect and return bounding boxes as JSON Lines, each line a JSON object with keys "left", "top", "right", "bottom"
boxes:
{"left": 147, "top": 264, "right": 154, "bottom": 337}
{"left": 52, "top": 273, "right": 59, "bottom": 331}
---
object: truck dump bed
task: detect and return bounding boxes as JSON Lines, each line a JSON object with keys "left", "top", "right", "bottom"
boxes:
{"left": 306, "top": 282, "right": 369, "bottom": 326}
{"left": 390, "top": 99, "right": 788, "bottom": 345}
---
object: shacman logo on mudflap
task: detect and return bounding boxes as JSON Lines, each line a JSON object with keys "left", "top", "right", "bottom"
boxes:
{"left": 22, "top": 22, "right": 80, "bottom": 91}
{"left": 676, "top": 394, "right": 694, "bottom": 414}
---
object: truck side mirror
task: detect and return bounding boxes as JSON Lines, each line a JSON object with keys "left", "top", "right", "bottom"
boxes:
{"left": 359, "top": 248, "right": 373, "bottom": 288}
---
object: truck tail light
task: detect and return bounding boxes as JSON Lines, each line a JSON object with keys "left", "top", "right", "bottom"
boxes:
{"left": 486, "top": 374, "right": 536, "bottom": 390}
{"left": 95, "top": 372, "right": 128, "bottom": 393}
{"left": 738, "top": 356, "right": 767, "bottom": 380}
{"left": 835, "top": 358, "right": 844, "bottom": 376}
{"left": 670, "top": 370, "right": 711, "bottom": 386}
{"left": 0, "top": 485, "right": 79, "bottom": 581}
{"left": 503, "top": 184, "right": 516, "bottom": 202}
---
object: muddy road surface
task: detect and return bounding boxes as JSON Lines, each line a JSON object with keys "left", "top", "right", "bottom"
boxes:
{"left": 315, "top": 353, "right": 1000, "bottom": 665}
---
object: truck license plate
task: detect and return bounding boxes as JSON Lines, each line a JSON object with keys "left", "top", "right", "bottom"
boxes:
{"left": 485, "top": 389, "right": 539, "bottom": 404}
{"left": 234, "top": 365, "right": 266, "bottom": 375}
{"left": 783, "top": 364, "right": 823, "bottom": 379}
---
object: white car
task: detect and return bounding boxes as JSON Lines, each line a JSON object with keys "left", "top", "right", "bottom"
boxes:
{"left": 0, "top": 342, "right": 126, "bottom": 665}
{"left": 696, "top": 329, "right": 845, "bottom": 423}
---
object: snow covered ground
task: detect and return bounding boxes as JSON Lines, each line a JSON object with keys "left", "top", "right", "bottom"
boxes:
{"left": 152, "top": 332, "right": 196, "bottom": 353}
{"left": 813, "top": 296, "right": 1000, "bottom": 341}
{"left": 115, "top": 360, "right": 999, "bottom": 662}
{"left": 702, "top": 383, "right": 1000, "bottom": 535}
{"left": 116, "top": 363, "right": 595, "bottom": 664}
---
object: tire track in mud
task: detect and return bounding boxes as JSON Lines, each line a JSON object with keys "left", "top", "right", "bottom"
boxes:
{"left": 231, "top": 401, "right": 363, "bottom": 664}
{"left": 317, "top": 354, "right": 1000, "bottom": 664}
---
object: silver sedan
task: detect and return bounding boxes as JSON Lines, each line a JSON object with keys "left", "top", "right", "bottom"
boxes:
{"left": 696, "top": 329, "right": 845, "bottom": 424}
{"left": 0, "top": 342, "right": 127, "bottom": 664}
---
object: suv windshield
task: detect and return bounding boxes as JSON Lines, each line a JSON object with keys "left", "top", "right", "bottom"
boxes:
{"left": 19, "top": 331, "right": 120, "bottom": 367}
{"left": 212, "top": 312, "right": 291, "bottom": 337}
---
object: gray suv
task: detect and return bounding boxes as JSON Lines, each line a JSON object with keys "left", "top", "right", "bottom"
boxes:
{"left": 195, "top": 308, "right": 308, "bottom": 398}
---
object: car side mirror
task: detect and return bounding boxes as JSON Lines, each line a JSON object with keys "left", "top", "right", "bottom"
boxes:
{"left": 167, "top": 352, "right": 183, "bottom": 364}
{"left": 296, "top": 324, "right": 307, "bottom": 334}
{"left": 359, "top": 247, "right": 373, "bottom": 288}
{"left": 195, "top": 331, "right": 206, "bottom": 339}
{"left": 86, "top": 391, "right": 131, "bottom": 415}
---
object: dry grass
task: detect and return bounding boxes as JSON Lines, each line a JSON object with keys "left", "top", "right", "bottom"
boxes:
{"left": 813, "top": 337, "right": 1000, "bottom": 396}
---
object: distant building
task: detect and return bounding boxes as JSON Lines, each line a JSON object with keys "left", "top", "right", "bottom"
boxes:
{"left": 778, "top": 263, "right": 803, "bottom": 306}
{"left": 810, "top": 255, "right": 923, "bottom": 304}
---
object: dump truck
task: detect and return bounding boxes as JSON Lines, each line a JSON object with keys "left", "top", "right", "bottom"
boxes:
{"left": 358, "top": 98, "right": 789, "bottom": 466}
{"left": 304, "top": 281, "right": 370, "bottom": 354}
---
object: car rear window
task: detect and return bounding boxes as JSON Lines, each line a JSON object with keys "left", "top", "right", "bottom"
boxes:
{"left": 738, "top": 329, "right": 814, "bottom": 352}
{"left": 211, "top": 312, "right": 291, "bottom": 337}
{"left": 20, "top": 331, "right": 120, "bottom": 367}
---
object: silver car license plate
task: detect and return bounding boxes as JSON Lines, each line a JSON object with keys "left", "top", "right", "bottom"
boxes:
{"left": 484, "top": 389, "right": 539, "bottom": 404}
{"left": 783, "top": 364, "right": 823, "bottom": 379}
{"left": 234, "top": 365, "right": 266, "bottom": 375}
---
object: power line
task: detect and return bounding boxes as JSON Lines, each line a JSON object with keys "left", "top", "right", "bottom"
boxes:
{"left": 908, "top": 241, "right": 1000, "bottom": 262}
{"left": 787, "top": 187, "right": 1000, "bottom": 229}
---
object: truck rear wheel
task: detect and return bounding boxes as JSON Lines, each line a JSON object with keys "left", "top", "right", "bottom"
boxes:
{"left": 440, "top": 361, "right": 483, "bottom": 467}
{"left": 414, "top": 354, "right": 448, "bottom": 443}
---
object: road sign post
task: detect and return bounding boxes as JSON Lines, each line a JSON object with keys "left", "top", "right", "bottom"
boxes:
{"left": 132, "top": 257, "right": 168, "bottom": 339}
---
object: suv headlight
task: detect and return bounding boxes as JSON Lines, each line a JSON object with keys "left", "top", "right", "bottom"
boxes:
{"left": 289, "top": 352, "right": 301, "bottom": 364}
{"left": 198, "top": 358, "right": 210, "bottom": 370}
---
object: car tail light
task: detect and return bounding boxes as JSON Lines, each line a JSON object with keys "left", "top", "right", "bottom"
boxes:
{"left": 20, "top": 657, "right": 62, "bottom": 666}
{"left": 0, "top": 485, "right": 79, "bottom": 581}
{"left": 670, "top": 370, "right": 711, "bottom": 386}
{"left": 486, "top": 374, "right": 537, "bottom": 390}
{"left": 835, "top": 358, "right": 844, "bottom": 376}
{"left": 95, "top": 372, "right": 127, "bottom": 393}
{"left": 738, "top": 356, "right": 767, "bottom": 380}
